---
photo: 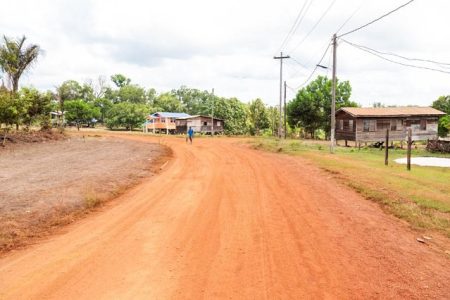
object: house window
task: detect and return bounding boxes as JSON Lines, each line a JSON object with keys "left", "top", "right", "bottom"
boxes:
{"left": 377, "top": 119, "right": 390, "bottom": 131}
{"left": 363, "top": 120, "right": 376, "bottom": 132}
{"left": 337, "top": 119, "right": 343, "bottom": 130}
{"left": 203, "top": 121, "right": 208, "bottom": 126}
{"left": 160, "top": 118, "right": 165, "bottom": 123}
{"left": 217, "top": 121, "right": 221, "bottom": 127}
{"left": 348, "top": 120, "right": 353, "bottom": 131}
{"left": 390, "top": 120, "right": 397, "bottom": 131}
{"left": 391, "top": 119, "right": 403, "bottom": 131}
{"left": 420, "top": 119, "right": 426, "bottom": 130}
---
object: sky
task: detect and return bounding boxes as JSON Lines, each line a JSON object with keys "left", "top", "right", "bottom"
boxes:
{"left": 0, "top": 0, "right": 449, "bottom": 107}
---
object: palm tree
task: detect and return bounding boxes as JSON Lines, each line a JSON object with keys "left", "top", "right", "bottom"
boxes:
{"left": 0, "top": 35, "right": 40, "bottom": 93}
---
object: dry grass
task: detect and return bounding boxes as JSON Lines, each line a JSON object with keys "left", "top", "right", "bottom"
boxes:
{"left": 0, "top": 136, "right": 172, "bottom": 255}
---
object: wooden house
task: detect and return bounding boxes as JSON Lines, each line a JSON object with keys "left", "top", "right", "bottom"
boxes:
{"left": 145, "top": 112, "right": 191, "bottom": 134}
{"left": 335, "top": 107, "right": 445, "bottom": 144}
{"left": 175, "top": 115, "right": 224, "bottom": 135}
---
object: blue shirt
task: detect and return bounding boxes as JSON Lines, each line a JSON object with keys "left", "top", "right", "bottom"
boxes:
{"left": 188, "top": 128, "right": 194, "bottom": 137}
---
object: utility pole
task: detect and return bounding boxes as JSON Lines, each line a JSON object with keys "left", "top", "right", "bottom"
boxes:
{"left": 211, "top": 88, "right": 214, "bottom": 136}
{"left": 274, "top": 52, "right": 290, "bottom": 138}
{"left": 284, "top": 81, "right": 287, "bottom": 139}
{"left": 330, "top": 33, "right": 337, "bottom": 153}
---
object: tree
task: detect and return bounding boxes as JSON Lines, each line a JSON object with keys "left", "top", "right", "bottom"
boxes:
{"left": 213, "top": 97, "right": 249, "bottom": 135}
{"left": 432, "top": 95, "right": 450, "bottom": 137}
{"left": 172, "top": 86, "right": 210, "bottom": 115}
{"left": 118, "top": 84, "right": 147, "bottom": 104}
{"left": 154, "top": 92, "right": 184, "bottom": 112}
{"left": 93, "top": 97, "right": 113, "bottom": 123}
{"left": 105, "top": 102, "right": 148, "bottom": 131}
{"left": 65, "top": 99, "right": 100, "bottom": 131}
{"left": 0, "top": 35, "right": 40, "bottom": 93}
{"left": 248, "top": 98, "right": 270, "bottom": 135}
{"left": 19, "top": 87, "right": 53, "bottom": 129}
{"left": 111, "top": 74, "right": 131, "bottom": 88}
{"left": 287, "top": 75, "right": 356, "bottom": 139}
{"left": 57, "top": 80, "right": 83, "bottom": 101}
{"left": 267, "top": 106, "right": 280, "bottom": 136}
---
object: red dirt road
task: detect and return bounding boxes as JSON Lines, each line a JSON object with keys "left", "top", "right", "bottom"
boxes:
{"left": 0, "top": 135, "right": 449, "bottom": 299}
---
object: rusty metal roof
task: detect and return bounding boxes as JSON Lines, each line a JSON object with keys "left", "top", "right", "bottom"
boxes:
{"left": 337, "top": 107, "right": 446, "bottom": 117}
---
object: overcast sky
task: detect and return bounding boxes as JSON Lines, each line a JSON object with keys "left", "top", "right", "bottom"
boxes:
{"left": 1, "top": 0, "right": 449, "bottom": 107}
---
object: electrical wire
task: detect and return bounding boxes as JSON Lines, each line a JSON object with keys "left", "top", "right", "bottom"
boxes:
{"left": 341, "top": 39, "right": 450, "bottom": 75}
{"left": 276, "top": 0, "right": 312, "bottom": 54}
{"left": 335, "top": 2, "right": 363, "bottom": 34}
{"left": 338, "top": 0, "right": 415, "bottom": 38}
{"left": 289, "top": 0, "right": 337, "bottom": 54}
{"left": 293, "top": 41, "right": 332, "bottom": 90}
{"left": 342, "top": 39, "right": 450, "bottom": 68}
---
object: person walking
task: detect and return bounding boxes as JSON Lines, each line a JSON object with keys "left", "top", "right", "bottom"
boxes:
{"left": 187, "top": 126, "right": 194, "bottom": 144}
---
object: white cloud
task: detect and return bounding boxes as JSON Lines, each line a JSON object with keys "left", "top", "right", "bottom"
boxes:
{"left": 1, "top": 0, "right": 449, "bottom": 107}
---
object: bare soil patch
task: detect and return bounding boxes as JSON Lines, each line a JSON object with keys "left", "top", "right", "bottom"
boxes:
{"left": 0, "top": 135, "right": 169, "bottom": 253}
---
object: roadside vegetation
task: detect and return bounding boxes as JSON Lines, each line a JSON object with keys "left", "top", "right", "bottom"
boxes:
{"left": 250, "top": 138, "right": 450, "bottom": 237}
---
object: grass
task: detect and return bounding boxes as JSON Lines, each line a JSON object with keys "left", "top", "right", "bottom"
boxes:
{"left": 249, "top": 137, "right": 450, "bottom": 237}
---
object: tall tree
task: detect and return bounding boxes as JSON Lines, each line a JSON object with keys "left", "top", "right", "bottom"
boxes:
{"left": 432, "top": 95, "right": 450, "bottom": 137}
{"left": 111, "top": 74, "right": 131, "bottom": 88}
{"left": 248, "top": 98, "right": 270, "bottom": 135}
{"left": 0, "top": 35, "right": 40, "bottom": 93}
{"left": 287, "top": 75, "right": 356, "bottom": 139}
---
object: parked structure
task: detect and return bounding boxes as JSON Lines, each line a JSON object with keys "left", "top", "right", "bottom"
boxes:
{"left": 144, "top": 112, "right": 191, "bottom": 134}
{"left": 335, "top": 107, "right": 445, "bottom": 144}
{"left": 175, "top": 115, "right": 224, "bottom": 135}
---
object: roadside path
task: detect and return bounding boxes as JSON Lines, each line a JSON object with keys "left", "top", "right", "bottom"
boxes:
{"left": 1, "top": 135, "right": 449, "bottom": 299}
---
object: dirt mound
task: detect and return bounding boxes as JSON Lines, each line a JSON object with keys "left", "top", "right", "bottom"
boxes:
{"left": 0, "top": 129, "right": 66, "bottom": 148}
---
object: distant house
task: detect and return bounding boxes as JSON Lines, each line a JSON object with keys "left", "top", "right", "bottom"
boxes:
{"left": 175, "top": 115, "right": 224, "bottom": 135}
{"left": 145, "top": 112, "right": 191, "bottom": 134}
{"left": 335, "top": 107, "right": 445, "bottom": 144}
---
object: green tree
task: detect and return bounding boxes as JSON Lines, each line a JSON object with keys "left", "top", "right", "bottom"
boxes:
{"left": 213, "top": 97, "right": 249, "bottom": 135}
{"left": 57, "top": 80, "right": 83, "bottom": 101}
{"left": 172, "top": 86, "right": 211, "bottom": 115}
{"left": 93, "top": 97, "right": 113, "bottom": 123}
{"left": 154, "top": 92, "right": 184, "bottom": 112}
{"left": 19, "top": 87, "right": 53, "bottom": 129}
{"left": 432, "top": 95, "right": 450, "bottom": 137}
{"left": 118, "top": 84, "right": 147, "bottom": 104}
{"left": 267, "top": 106, "right": 280, "bottom": 136}
{"left": 248, "top": 98, "right": 270, "bottom": 135}
{"left": 106, "top": 102, "right": 148, "bottom": 131}
{"left": 0, "top": 89, "right": 18, "bottom": 127}
{"left": 287, "top": 75, "right": 356, "bottom": 139}
{"left": 65, "top": 99, "right": 100, "bottom": 131}
{"left": 111, "top": 74, "right": 131, "bottom": 88}
{"left": 0, "top": 35, "right": 40, "bottom": 93}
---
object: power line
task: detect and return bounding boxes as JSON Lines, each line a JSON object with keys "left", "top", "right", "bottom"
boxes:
{"left": 293, "top": 41, "right": 331, "bottom": 90}
{"left": 276, "top": 0, "right": 313, "bottom": 53}
{"left": 290, "top": 0, "right": 337, "bottom": 54}
{"left": 342, "top": 39, "right": 450, "bottom": 68}
{"left": 335, "top": 2, "right": 363, "bottom": 34}
{"left": 341, "top": 39, "right": 450, "bottom": 75}
{"left": 338, "top": 0, "right": 415, "bottom": 38}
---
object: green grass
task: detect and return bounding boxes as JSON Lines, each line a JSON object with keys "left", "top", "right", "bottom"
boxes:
{"left": 249, "top": 137, "right": 450, "bottom": 237}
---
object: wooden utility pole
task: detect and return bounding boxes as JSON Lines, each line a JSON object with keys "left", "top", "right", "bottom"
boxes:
{"left": 385, "top": 128, "right": 389, "bottom": 166}
{"left": 330, "top": 34, "right": 337, "bottom": 153}
{"left": 211, "top": 88, "right": 214, "bottom": 136}
{"left": 407, "top": 128, "right": 412, "bottom": 171}
{"left": 274, "top": 52, "right": 290, "bottom": 138}
{"left": 284, "top": 81, "right": 287, "bottom": 139}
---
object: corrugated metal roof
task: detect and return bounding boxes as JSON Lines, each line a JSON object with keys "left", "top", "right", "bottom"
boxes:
{"left": 150, "top": 112, "right": 192, "bottom": 118}
{"left": 177, "top": 115, "right": 224, "bottom": 121}
{"left": 337, "top": 107, "right": 446, "bottom": 117}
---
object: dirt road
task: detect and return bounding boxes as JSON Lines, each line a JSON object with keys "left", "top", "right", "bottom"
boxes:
{"left": 1, "top": 135, "right": 449, "bottom": 299}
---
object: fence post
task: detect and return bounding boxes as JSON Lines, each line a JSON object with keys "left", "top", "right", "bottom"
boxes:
{"left": 385, "top": 128, "right": 389, "bottom": 166}
{"left": 407, "top": 128, "right": 412, "bottom": 171}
